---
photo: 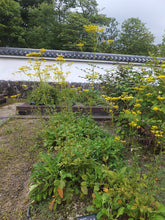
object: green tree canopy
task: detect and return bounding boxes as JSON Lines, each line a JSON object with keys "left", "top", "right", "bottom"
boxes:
{"left": 159, "top": 31, "right": 165, "bottom": 57}
{"left": 118, "top": 17, "right": 155, "bottom": 55}
{"left": 0, "top": 0, "right": 25, "bottom": 47}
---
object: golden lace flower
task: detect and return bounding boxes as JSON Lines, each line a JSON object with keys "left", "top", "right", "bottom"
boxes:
{"left": 157, "top": 96, "right": 164, "bottom": 101}
{"left": 132, "top": 87, "right": 144, "bottom": 91}
{"left": 108, "top": 40, "right": 114, "bottom": 44}
{"left": 157, "top": 75, "right": 165, "bottom": 79}
{"left": 109, "top": 109, "right": 113, "bottom": 113}
{"left": 146, "top": 77, "right": 154, "bottom": 82}
{"left": 77, "top": 43, "right": 84, "bottom": 47}
{"left": 26, "top": 52, "right": 41, "bottom": 57}
{"left": 129, "top": 121, "right": 137, "bottom": 127}
{"left": 146, "top": 93, "right": 152, "bottom": 96}
{"left": 10, "top": 95, "right": 17, "bottom": 98}
{"left": 55, "top": 55, "right": 65, "bottom": 62}
{"left": 121, "top": 96, "right": 134, "bottom": 100}
{"left": 113, "top": 105, "right": 119, "bottom": 109}
{"left": 153, "top": 106, "right": 162, "bottom": 111}
{"left": 136, "top": 110, "right": 141, "bottom": 114}
{"left": 134, "top": 104, "right": 141, "bottom": 108}
{"left": 83, "top": 25, "right": 105, "bottom": 33}
{"left": 40, "top": 48, "right": 46, "bottom": 53}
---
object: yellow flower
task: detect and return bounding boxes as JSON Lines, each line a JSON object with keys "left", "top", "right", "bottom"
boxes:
{"left": 129, "top": 121, "right": 137, "bottom": 127}
{"left": 146, "top": 93, "right": 152, "bottom": 96}
{"left": 136, "top": 99, "right": 142, "bottom": 102}
{"left": 108, "top": 40, "right": 114, "bottom": 44}
{"left": 153, "top": 106, "right": 162, "bottom": 111}
{"left": 102, "top": 40, "right": 106, "bottom": 43}
{"left": 136, "top": 110, "right": 141, "bottom": 115}
{"left": 132, "top": 87, "right": 144, "bottom": 91}
{"left": 146, "top": 77, "right": 154, "bottom": 82}
{"left": 4, "top": 96, "right": 8, "bottom": 99}
{"left": 77, "top": 43, "right": 84, "bottom": 47}
{"left": 10, "top": 95, "right": 17, "bottom": 98}
{"left": 55, "top": 55, "right": 65, "bottom": 62}
{"left": 83, "top": 25, "right": 105, "bottom": 33}
{"left": 22, "top": 84, "right": 27, "bottom": 88}
{"left": 109, "top": 109, "right": 113, "bottom": 113}
{"left": 161, "top": 64, "right": 165, "bottom": 68}
{"left": 40, "top": 48, "right": 46, "bottom": 53}
{"left": 157, "top": 96, "right": 164, "bottom": 101}
{"left": 26, "top": 52, "right": 41, "bottom": 57}
{"left": 113, "top": 105, "right": 119, "bottom": 109}
{"left": 134, "top": 104, "right": 141, "bottom": 108}
{"left": 157, "top": 75, "right": 165, "bottom": 79}
{"left": 122, "top": 96, "right": 134, "bottom": 100}
{"left": 84, "top": 89, "right": 89, "bottom": 92}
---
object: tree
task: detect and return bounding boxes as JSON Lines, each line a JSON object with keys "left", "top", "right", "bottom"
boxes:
{"left": 0, "top": 0, "right": 25, "bottom": 47}
{"left": 117, "top": 18, "right": 155, "bottom": 55}
{"left": 160, "top": 31, "right": 165, "bottom": 57}
{"left": 25, "top": 2, "right": 58, "bottom": 49}
{"left": 14, "top": 0, "right": 53, "bottom": 27}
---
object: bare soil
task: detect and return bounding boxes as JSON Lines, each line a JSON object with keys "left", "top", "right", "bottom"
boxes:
{"left": 0, "top": 118, "right": 43, "bottom": 220}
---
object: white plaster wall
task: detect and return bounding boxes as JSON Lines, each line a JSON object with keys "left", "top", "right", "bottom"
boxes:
{"left": 0, "top": 55, "right": 143, "bottom": 82}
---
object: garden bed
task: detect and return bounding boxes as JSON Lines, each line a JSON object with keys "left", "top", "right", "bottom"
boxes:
{"left": 16, "top": 102, "right": 112, "bottom": 120}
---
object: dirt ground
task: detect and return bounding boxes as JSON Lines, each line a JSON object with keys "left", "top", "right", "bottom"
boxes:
{"left": 0, "top": 118, "right": 43, "bottom": 220}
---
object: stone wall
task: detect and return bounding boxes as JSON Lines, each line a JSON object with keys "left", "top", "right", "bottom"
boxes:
{"left": 0, "top": 80, "right": 99, "bottom": 99}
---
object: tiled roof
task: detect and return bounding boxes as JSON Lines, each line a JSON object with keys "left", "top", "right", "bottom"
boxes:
{"left": 0, "top": 47, "right": 165, "bottom": 64}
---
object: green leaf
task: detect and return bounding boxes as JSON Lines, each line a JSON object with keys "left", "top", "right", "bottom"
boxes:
{"left": 150, "top": 215, "right": 165, "bottom": 220}
{"left": 116, "top": 207, "right": 125, "bottom": 218}
{"left": 81, "top": 182, "right": 88, "bottom": 195}
{"left": 87, "top": 206, "right": 95, "bottom": 212}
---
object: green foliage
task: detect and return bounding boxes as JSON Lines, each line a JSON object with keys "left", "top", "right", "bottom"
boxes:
{"left": 26, "top": 2, "right": 58, "bottom": 49}
{"left": 27, "top": 83, "right": 58, "bottom": 105}
{"left": 89, "top": 166, "right": 165, "bottom": 220}
{"left": 29, "top": 112, "right": 124, "bottom": 207}
{"left": 0, "top": 0, "right": 25, "bottom": 47}
{"left": 117, "top": 18, "right": 155, "bottom": 55}
{"left": 100, "top": 59, "right": 165, "bottom": 150}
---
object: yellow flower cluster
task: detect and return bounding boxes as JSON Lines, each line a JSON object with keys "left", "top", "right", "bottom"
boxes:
{"left": 146, "top": 93, "right": 152, "bottom": 96}
{"left": 146, "top": 76, "right": 154, "bottom": 82}
{"left": 83, "top": 25, "right": 105, "bottom": 33}
{"left": 10, "top": 93, "right": 21, "bottom": 98}
{"left": 108, "top": 40, "right": 114, "bottom": 44}
{"left": 157, "top": 75, "right": 165, "bottom": 79}
{"left": 134, "top": 104, "right": 141, "bottom": 108}
{"left": 121, "top": 96, "right": 134, "bottom": 101}
{"left": 132, "top": 87, "right": 144, "bottom": 91}
{"left": 55, "top": 55, "right": 65, "bottom": 62}
{"left": 152, "top": 106, "right": 162, "bottom": 111}
{"left": 129, "top": 121, "right": 140, "bottom": 129}
{"left": 77, "top": 43, "right": 84, "bottom": 47}
{"left": 157, "top": 96, "right": 165, "bottom": 101}
{"left": 102, "top": 40, "right": 114, "bottom": 44}
{"left": 26, "top": 52, "right": 42, "bottom": 57}
{"left": 114, "top": 136, "right": 126, "bottom": 143}
{"left": 40, "top": 48, "right": 46, "bottom": 53}
{"left": 151, "top": 126, "right": 163, "bottom": 138}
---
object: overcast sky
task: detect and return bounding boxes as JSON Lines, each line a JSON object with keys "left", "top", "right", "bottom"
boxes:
{"left": 96, "top": 0, "right": 165, "bottom": 44}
